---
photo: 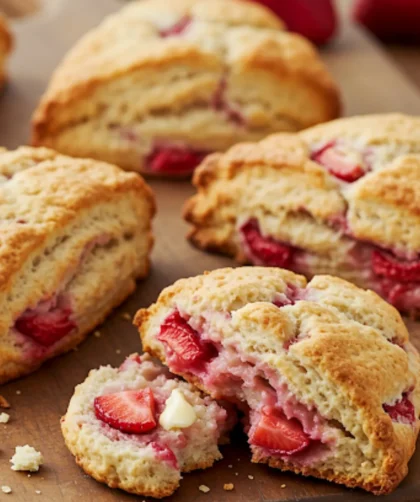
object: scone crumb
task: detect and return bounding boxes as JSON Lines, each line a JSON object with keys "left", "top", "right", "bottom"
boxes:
{"left": 0, "top": 412, "right": 10, "bottom": 423}
{"left": 16, "top": 390, "right": 21, "bottom": 395}
{"left": 228, "top": 464, "right": 232, "bottom": 468}
{"left": 121, "top": 312, "right": 131, "bottom": 321}
{"left": 35, "top": 490, "right": 41, "bottom": 495}
{"left": 116, "top": 349, "right": 121, "bottom": 354}
{"left": 94, "top": 331, "right": 101, "bottom": 338}
{"left": 0, "top": 395, "right": 10, "bottom": 408}
{"left": 1, "top": 486, "right": 12, "bottom": 494}
{"left": 248, "top": 475, "right": 254, "bottom": 480}
{"left": 199, "top": 485, "right": 210, "bottom": 493}
{"left": 235, "top": 472, "right": 239, "bottom": 476}
{"left": 27, "top": 474, "right": 31, "bottom": 478}
{"left": 224, "top": 483, "right": 234, "bottom": 491}
{"left": 10, "top": 445, "right": 43, "bottom": 472}
{"left": 281, "top": 484, "right": 286, "bottom": 488}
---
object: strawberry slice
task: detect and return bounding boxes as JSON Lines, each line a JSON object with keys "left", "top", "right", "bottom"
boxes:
{"left": 158, "top": 311, "right": 217, "bottom": 367}
{"left": 311, "top": 141, "right": 366, "bottom": 182}
{"left": 383, "top": 393, "right": 415, "bottom": 426}
{"left": 15, "top": 309, "right": 76, "bottom": 347}
{"left": 94, "top": 389, "right": 157, "bottom": 434}
{"left": 250, "top": 406, "right": 310, "bottom": 455}
{"left": 240, "top": 219, "right": 294, "bottom": 267}
{"left": 146, "top": 146, "right": 208, "bottom": 175}
{"left": 151, "top": 442, "right": 178, "bottom": 469}
{"left": 160, "top": 16, "right": 192, "bottom": 37}
{"left": 372, "top": 250, "right": 420, "bottom": 283}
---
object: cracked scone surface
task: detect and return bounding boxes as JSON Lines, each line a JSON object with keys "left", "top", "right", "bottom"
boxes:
{"left": 0, "top": 146, "right": 155, "bottom": 384}
{"left": 31, "top": 0, "right": 340, "bottom": 177}
{"left": 0, "top": 14, "right": 12, "bottom": 87}
{"left": 184, "top": 113, "right": 420, "bottom": 313}
{"left": 62, "top": 353, "right": 232, "bottom": 498}
{"left": 135, "top": 267, "right": 420, "bottom": 495}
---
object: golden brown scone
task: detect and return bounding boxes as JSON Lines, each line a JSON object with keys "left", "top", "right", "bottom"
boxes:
{"left": 184, "top": 113, "right": 420, "bottom": 314}
{"left": 0, "top": 14, "right": 12, "bottom": 88}
{"left": 62, "top": 353, "right": 234, "bottom": 498}
{"left": 31, "top": 0, "right": 340, "bottom": 177}
{"left": 135, "top": 267, "right": 420, "bottom": 495}
{"left": 0, "top": 146, "right": 155, "bottom": 384}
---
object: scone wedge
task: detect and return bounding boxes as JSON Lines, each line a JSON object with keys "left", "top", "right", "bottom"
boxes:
{"left": 0, "top": 147, "right": 154, "bottom": 384}
{"left": 184, "top": 113, "right": 420, "bottom": 315}
{"left": 135, "top": 267, "right": 420, "bottom": 495}
{"left": 31, "top": 0, "right": 340, "bottom": 177}
{"left": 62, "top": 353, "right": 234, "bottom": 498}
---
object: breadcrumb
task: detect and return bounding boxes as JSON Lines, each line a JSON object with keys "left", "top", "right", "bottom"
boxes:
{"left": 10, "top": 445, "right": 43, "bottom": 472}
{"left": 121, "top": 312, "right": 131, "bottom": 321}
{"left": 116, "top": 349, "right": 121, "bottom": 354}
{"left": 1, "top": 486, "right": 12, "bottom": 494}
{"left": 228, "top": 464, "right": 233, "bottom": 468}
{"left": 0, "top": 412, "right": 10, "bottom": 423}
{"left": 35, "top": 490, "right": 41, "bottom": 495}
{"left": 248, "top": 475, "right": 254, "bottom": 480}
{"left": 94, "top": 331, "right": 101, "bottom": 338}
{"left": 16, "top": 390, "right": 21, "bottom": 395}
{"left": 199, "top": 485, "right": 210, "bottom": 493}
{"left": 281, "top": 484, "right": 286, "bottom": 488}
{"left": 224, "top": 483, "right": 234, "bottom": 491}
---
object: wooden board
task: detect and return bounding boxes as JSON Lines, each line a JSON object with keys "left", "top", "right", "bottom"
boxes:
{"left": 1, "top": 2, "right": 420, "bottom": 501}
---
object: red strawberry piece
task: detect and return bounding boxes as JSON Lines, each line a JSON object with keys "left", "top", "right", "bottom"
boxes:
{"left": 15, "top": 309, "right": 76, "bottom": 347}
{"left": 211, "top": 79, "right": 244, "bottom": 126}
{"left": 158, "top": 311, "right": 217, "bottom": 367}
{"left": 146, "top": 146, "right": 208, "bottom": 174}
{"left": 240, "top": 219, "right": 294, "bottom": 268}
{"left": 372, "top": 250, "right": 420, "bottom": 283}
{"left": 252, "top": 0, "right": 337, "bottom": 45}
{"left": 250, "top": 406, "right": 310, "bottom": 455}
{"left": 311, "top": 142, "right": 366, "bottom": 182}
{"left": 94, "top": 389, "right": 157, "bottom": 434}
{"left": 151, "top": 442, "right": 178, "bottom": 469}
{"left": 383, "top": 393, "right": 415, "bottom": 426}
{"left": 160, "top": 16, "right": 192, "bottom": 37}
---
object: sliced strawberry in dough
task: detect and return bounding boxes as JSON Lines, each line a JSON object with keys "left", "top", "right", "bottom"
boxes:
{"left": 15, "top": 309, "right": 76, "bottom": 347}
{"left": 160, "top": 16, "right": 192, "bottom": 37}
{"left": 146, "top": 146, "right": 208, "bottom": 174}
{"left": 383, "top": 393, "right": 415, "bottom": 426}
{"left": 158, "top": 311, "right": 217, "bottom": 367}
{"left": 372, "top": 250, "right": 420, "bottom": 283}
{"left": 250, "top": 406, "right": 310, "bottom": 455}
{"left": 311, "top": 142, "right": 366, "bottom": 182}
{"left": 151, "top": 442, "right": 178, "bottom": 469}
{"left": 94, "top": 389, "right": 157, "bottom": 434}
{"left": 241, "top": 219, "right": 294, "bottom": 267}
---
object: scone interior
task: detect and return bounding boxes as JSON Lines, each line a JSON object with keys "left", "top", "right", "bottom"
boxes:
{"left": 62, "top": 353, "right": 234, "bottom": 498}
{"left": 0, "top": 147, "right": 155, "bottom": 383}
{"left": 184, "top": 113, "right": 420, "bottom": 314}
{"left": 136, "top": 267, "right": 420, "bottom": 495}
{"left": 31, "top": 0, "right": 340, "bottom": 176}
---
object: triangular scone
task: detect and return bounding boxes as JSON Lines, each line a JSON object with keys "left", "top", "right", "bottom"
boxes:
{"left": 0, "top": 14, "right": 12, "bottom": 87}
{"left": 31, "top": 0, "right": 340, "bottom": 177}
{"left": 184, "top": 113, "right": 420, "bottom": 315}
{"left": 62, "top": 353, "right": 234, "bottom": 498}
{"left": 135, "top": 267, "right": 420, "bottom": 495}
{"left": 0, "top": 147, "right": 155, "bottom": 383}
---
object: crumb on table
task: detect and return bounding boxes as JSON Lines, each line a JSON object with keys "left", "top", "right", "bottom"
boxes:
{"left": 199, "top": 484, "right": 210, "bottom": 493}
{"left": 224, "top": 483, "right": 234, "bottom": 491}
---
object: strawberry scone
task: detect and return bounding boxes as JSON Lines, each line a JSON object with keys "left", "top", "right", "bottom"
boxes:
{"left": 31, "top": 0, "right": 340, "bottom": 177}
{"left": 135, "top": 267, "right": 420, "bottom": 495}
{"left": 0, "top": 147, "right": 154, "bottom": 384}
{"left": 62, "top": 353, "right": 234, "bottom": 498}
{"left": 0, "top": 14, "right": 12, "bottom": 89}
{"left": 184, "top": 114, "right": 420, "bottom": 315}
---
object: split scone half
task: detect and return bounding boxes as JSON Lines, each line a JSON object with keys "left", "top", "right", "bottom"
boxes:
{"left": 135, "top": 267, "right": 420, "bottom": 495}
{"left": 0, "top": 14, "right": 12, "bottom": 88}
{"left": 0, "top": 147, "right": 155, "bottom": 384}
{"left": 184, "top": 113, "right": 420, "bottom": 314}
{"left": 62, "top": 353, "right": 234, "bottom": 498}
{"left": 31, "top": 0, "right": 340, "bottom": 177}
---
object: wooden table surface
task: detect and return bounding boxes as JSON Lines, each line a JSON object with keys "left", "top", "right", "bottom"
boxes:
{"left": 1, "top": 1, "right": 420, "bottom": 501}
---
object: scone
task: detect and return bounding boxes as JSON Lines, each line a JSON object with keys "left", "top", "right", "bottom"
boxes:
{"left": 31, "top": 0, "right": 340, "bottom": 177}
{"left": 0, "top": 147, "right": 155, "bottom": 384}
{"left": 62, "top": 353, "right": 234, "bottom": 498}
{"left": 135, "top": 267, "right": 420, "bottom": 495}
{"left": 184, "top": 113, "right": 420, "bottom": 314}
{"left": 0, "top": 14, "right": 12, "bottom": 88}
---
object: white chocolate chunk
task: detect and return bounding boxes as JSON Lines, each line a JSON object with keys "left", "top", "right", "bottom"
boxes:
{"left": 159, "top": 389, "right": 197, "bottom": 430}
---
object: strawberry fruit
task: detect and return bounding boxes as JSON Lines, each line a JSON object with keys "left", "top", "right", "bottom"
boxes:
{"left": 383, "top": 393, "right": 415, "bottom": 426}
{"left": 94, "top": 389, "right": 157, "bottom": 434}
{"left": 240, "top": 219, "right": 294, "bottom": 267}
{"left": 158, "top": 311, "right": 217, "bottom": 367}
{"left": 146, "top": 146, "right": 208, "bottom": 174}
{"left": 160, "top": 16, "right": 192, "bottom": 37}
{"left": 250, "top": 406, "right": 310, "bottom": 455}
{"left": 311, "top": 142, "right": 366, "bottom": 182}
{"left": 15, "top": 309, "right": 76, "bottom": 347}
{"left": 372, "top": 250, "right": 420, "bottom": 283}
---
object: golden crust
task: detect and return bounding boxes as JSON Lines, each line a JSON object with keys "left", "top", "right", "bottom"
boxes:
{"left": 135, "top": 267, "right": 420, "bottom": 495}
{"left": 31, "top": 0, "right": 340, "bottom": 173}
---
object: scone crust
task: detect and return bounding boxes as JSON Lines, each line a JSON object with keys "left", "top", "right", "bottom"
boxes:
{"left": 135, "top": 267, "right": 420, "bottom": 495}
{"left": 32, "top": 0, "right": 340, "bottom": 151}
{"left": 184, "top": 114, "right": 420, "bottom": 255}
